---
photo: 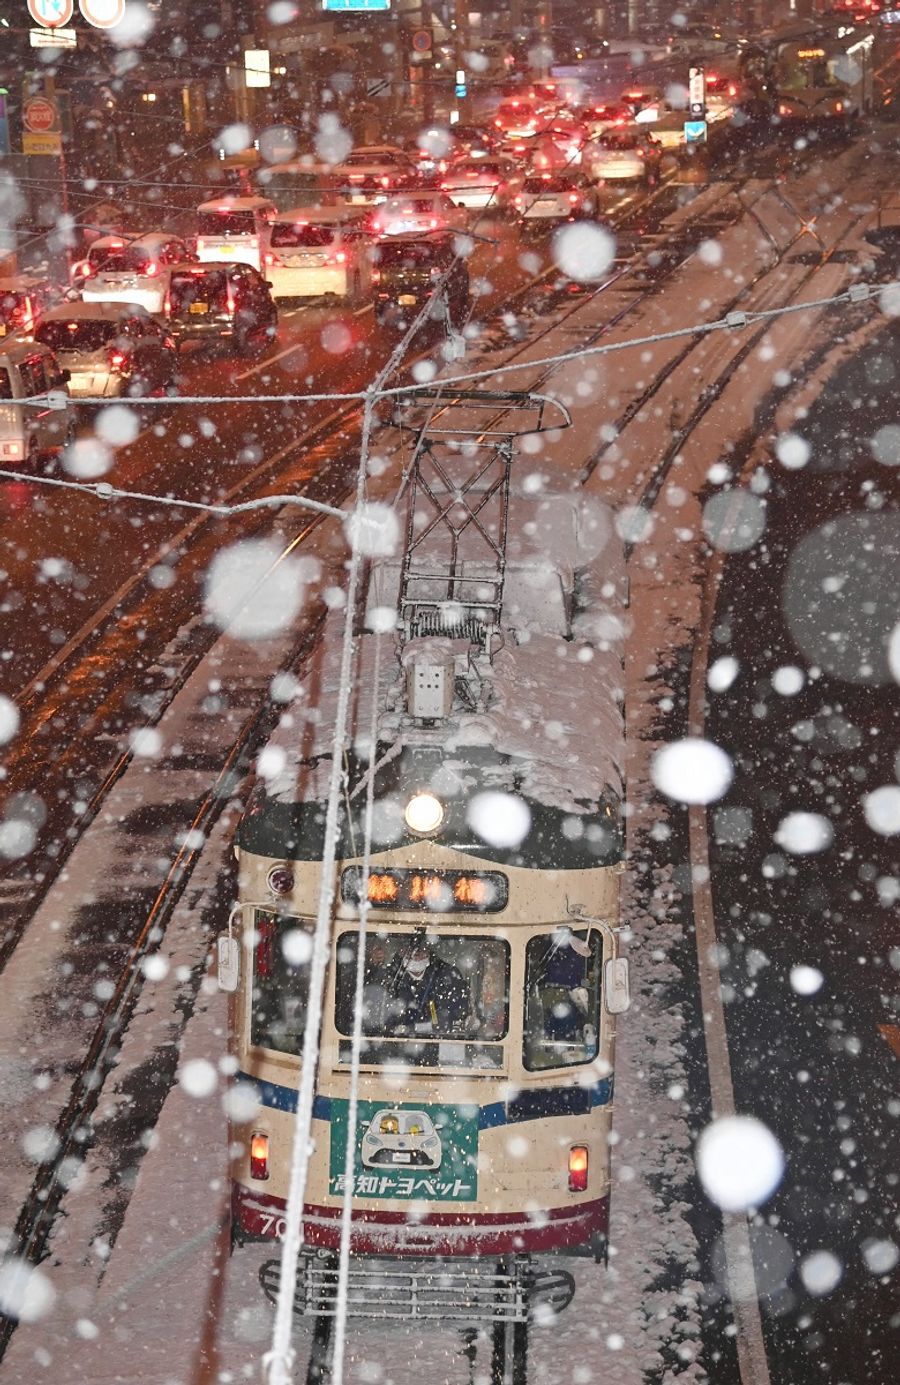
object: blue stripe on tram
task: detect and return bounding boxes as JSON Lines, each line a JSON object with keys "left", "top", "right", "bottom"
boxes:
{"left": 241, "top": 1073, "right": 613, "bottom": 1126}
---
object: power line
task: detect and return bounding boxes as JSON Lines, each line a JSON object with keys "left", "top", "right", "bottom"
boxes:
{"left": 21, "top": 275, "right": 890, "bottom": 416}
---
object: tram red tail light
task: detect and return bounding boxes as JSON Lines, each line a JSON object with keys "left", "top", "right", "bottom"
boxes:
{"left": 250, "top": 1132, "right": 270, "bottom": 1180}
{"left": 568, "top": 1145, "right": 589, "bottom": 1192}
{"left": 255, "top": 914, "right": 276, "bottom": 978}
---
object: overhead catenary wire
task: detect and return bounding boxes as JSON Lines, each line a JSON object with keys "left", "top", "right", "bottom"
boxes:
{"left": 0, "top": 470, "right": 346, "bottom": 521}
{"left": 22, "top": 275, "right": 890, "bottom": 415}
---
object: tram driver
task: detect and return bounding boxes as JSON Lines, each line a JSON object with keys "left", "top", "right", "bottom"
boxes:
{"left": 383, "top": 935, "right": 471, "bottom": 1037}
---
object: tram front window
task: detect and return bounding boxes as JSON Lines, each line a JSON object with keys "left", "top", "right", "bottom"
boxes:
{"left": 523, "top": 928, "right": 601, "bottom": 1071}
{"left": 335, "top": 933, "right": 510, "bottom": 1064}
{"left": 250, "top": 911, "right": 312, "bottom": 1056}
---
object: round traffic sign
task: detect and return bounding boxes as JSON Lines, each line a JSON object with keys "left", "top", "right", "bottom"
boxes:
{"left": 411, "top": 29, "right": 432, "bottom": 54}
{"left": 27, "top": 0, "right": 74, "bottom": 28}
{"left": 78, "top": 0, "right": 126, "bottom": 27}
{"left": 23, "top": 97, "right": 58, "bottom": 134}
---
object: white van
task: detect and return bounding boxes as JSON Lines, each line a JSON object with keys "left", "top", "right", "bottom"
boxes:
{"left": 195, "top": 197, "right": 277, "bottom": 273}
{"left": 264, "top": 207, "right": 373, "bottom": 301}
{"left": 0, "top": 340, "right": 72, "bottom": 466}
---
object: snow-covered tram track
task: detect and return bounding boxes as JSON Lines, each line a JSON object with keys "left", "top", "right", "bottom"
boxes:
{"left": 0, "top": 597, "right": 329, "bottom": 1362}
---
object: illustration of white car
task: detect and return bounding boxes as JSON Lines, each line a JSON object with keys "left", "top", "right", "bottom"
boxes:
{"left": 360, "top": 1109, "right": 443, "bottom": 1170}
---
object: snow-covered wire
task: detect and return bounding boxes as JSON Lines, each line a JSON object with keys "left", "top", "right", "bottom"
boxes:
{"left": 263, "top": 255, "right": 463, "bottom": 1385}
{"left": 376, "top": 278, "right": 884, "bottom": 394}
{"left": 331, "top": 627, "right": 383, "bottom": 1384}
{"left": 23, "top": 276, "right": 890, "bottom": 413}
{"left": 0, "top": 469, "right": 345, "bottom": 521}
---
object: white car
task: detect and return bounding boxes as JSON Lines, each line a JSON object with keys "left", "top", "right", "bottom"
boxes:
{"left": 440, "top": 158, "right": 523, "bottom": 212}
{"left": 583, "top": 130, "right": 663, "bottom": 184}
{"left": 263, "top": 207, "right": 372, "bottom": 301}
{"left": 368, "top": 192, "right": 468, "bottom": 237}
{"left": 78, "top": 232, "right": 188, "bottom": 315}
{"left": 515, "top": 172, "right": 599, "bottom": 225}
{"left": 333, "top": 146, "right": 417, "bottom": 206}
{"left": 360, "top": 1109, "right": 443, "bottom": 1170}
{"left": 195, "top": 197, "right": 277, "bottom": 273}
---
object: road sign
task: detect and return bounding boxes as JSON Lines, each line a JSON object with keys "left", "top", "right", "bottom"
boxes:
{"left": 411, "top": 29, "right": 432, "bottom": 54}
{"left": 24, "top": 130, "right": 62, "bottom": 155}
{"left": 23, "top": 95, "right": 59, "bottom": 133}
{"left": 684, "top": 119, "right": 708, "bottom": 144}
{"left": 27, "top": 0, "right": 74, "bottom": 26}
{"left": 366, "top": 77, "right": 391, "bottom": 98}
{"left": 0, "top": 92, "right": 9, "bottom": 157}
{"left": 321, "top": 0, "right": 390, "bottom": 9}
{"left": 689, "top": 66, "right": 706, "bottom": 119}
{"left": 78, "top": 0, "right": 126, "bottom": 27}
{"left": 455, "top": 69, "right": 467, "bottom": 99}
{"left": 30, "top": 26, "right": 77, "bottom": 46}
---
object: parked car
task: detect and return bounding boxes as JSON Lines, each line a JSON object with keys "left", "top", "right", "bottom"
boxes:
{"left": 372, "top": 232, "right": 470, "bottom": 330}
{"left": 583, "top": 129, "right": 663, "bottom": 184}
{"left": 34, "top": 303, "right": 177, "bottom": 398}
{"left": 368, "top": 192, "right": 468, "bottom": 237}
{"left": 440, "top": 158, "right": 523, "bottom": 212}
{"left": 165, "top": 261, "right": 277, "bottom": 354}
{"left": 195, "top": 197, "right": 277, "bottom": 273}
{"left": 514, "top": 171, "right": 599, "bottom": 226}
{"left": 264, "top": 209, "right": 372, "bottom": 301}
{"left": 0, "top": 274, "right": 58, "bottom": 342}
{"left": 76, "top": 232, "right": 189, "bottom": 315}
{"left": 0, "top": 339, "right": 72, "bottom": 465}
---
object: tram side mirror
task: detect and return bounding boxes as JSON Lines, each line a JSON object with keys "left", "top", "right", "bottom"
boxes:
{"left": 604, "top": 957, "right": 631, "bottom": 1014}
{"left": 217, "top": 934, "right": 240, "bottom": 993}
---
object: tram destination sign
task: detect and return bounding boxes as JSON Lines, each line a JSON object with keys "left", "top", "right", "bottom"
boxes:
{"left": 340, "top": 866, "right": 508, "bottom": 912}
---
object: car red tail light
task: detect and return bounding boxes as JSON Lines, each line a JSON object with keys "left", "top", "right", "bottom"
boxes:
{"left": 250, "top": 1132, "right": 269, "bottom": 1180}
{"left": 144, "top": 261, "right": 159, "bottom": 277}
{"left": 163, "top": 291, "right": 171, "bottom": 316}
{"left": 108, "top": 349, "right": 127, "bottom": 370}
{"left": 264, "top": 251, "right": 281, "bottom": 266}
{"left": 371, "top": 268, "right": 380, "bottom": 283}
{"left": 381, "top": 175, "right": 391, "bottom": 188}
{"left": 568, "top": 192, "right": 580, "bottom": 204}
{"left": 333, "top": 251, "right": 347, "bottom": 264}
{"left": 568, "top": 1145, "right": 589, "bottom": 1192}
{"left": 74, "top": 260, "right": 94, "bottom": 280}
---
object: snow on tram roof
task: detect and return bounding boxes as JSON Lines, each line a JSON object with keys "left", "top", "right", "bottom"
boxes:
{"left": 261, "top": 487, "right": 626, "bottom": 814}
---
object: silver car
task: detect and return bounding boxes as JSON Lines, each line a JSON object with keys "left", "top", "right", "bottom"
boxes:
{"left": 35, "top": 303, "right": 177, "bottom": 399}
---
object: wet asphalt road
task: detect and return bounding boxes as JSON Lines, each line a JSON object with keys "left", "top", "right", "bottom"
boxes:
{"left": 704, "top": 321, "right": 900, "bottom": 1384}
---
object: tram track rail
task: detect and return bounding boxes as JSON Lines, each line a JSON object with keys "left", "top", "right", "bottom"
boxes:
{"left": 0, "top": 607, "right": 326, "bottom": 1361}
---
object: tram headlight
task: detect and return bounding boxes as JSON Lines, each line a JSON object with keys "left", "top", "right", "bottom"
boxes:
{"left": 404, "top": 792, "right": 444, "bottom": 835}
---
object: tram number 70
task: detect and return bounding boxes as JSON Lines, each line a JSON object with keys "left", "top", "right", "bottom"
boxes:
{"left": 258, "top": 1215, "right": 287, "bottom": 1238}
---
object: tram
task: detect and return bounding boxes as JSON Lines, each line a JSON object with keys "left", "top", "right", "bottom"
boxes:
{"left": 771, "top": 24, "right": 875, "bottom": 130}
{"left": 219, "top": 391, "right": 630, "bottom": 1338}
